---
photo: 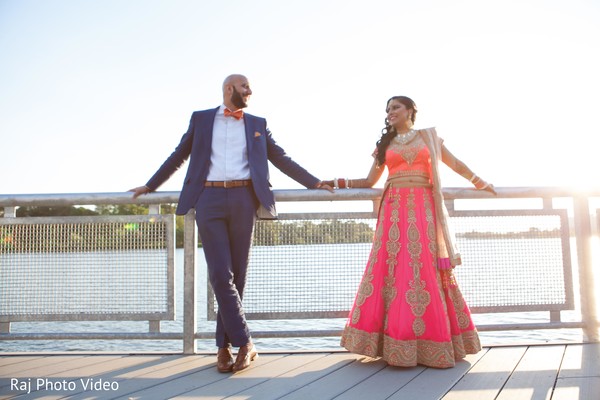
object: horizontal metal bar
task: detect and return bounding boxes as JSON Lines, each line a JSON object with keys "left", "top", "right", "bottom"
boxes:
{"left": 0, "top": 314, "right": 174, "bottom": 322}
{"left": 245, "top": 311, "right": 349, "bottom": 320}
{"left": 2, "top": 187, "right": 600, "bottom": 208}
{"left": 0, "top": 332, "right": 182, "bottom": 340}
{"left": 475, "top": 322, "right": 589, "bottom": 331}
{"left": 277, "top": 212, "right": 377, "bottom": 220}
{"left": 4, "top": 321, "right": 597, "bottom": 342}
{"left": 0, "top": 214, "right": 172, "bottom": 225}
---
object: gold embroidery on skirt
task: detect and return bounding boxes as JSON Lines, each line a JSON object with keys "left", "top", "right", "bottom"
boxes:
{"left": 425, "top": 190, "right": 452, "bottom": 335}
{"left": 448, "top": 286, "right": 470, "bottom": 330}
{"left": 351, "top": 206, "right": 386, "bottom": 324}
{"left": 382, "top": 191, "right": 401, "bottom": 330}
{"left": 404, "top": 189, "right": 430, "bottom": 337}
{"left": 341, "top": 325, "right": 460, "bottom": 369}
{"left": 341, "top": 325, "right": 481, "bottom": 368}
{"left": 424, "top": 190, "right": 437, "bottom": 255}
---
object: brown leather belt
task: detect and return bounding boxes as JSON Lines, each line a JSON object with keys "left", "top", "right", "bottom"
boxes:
{"left": 205, "top": 179, "right": 252, "bottom": 188}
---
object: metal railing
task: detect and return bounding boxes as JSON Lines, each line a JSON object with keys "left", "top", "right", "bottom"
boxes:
{"left": 1, "top": 187, "right": 598, "bottom": 354}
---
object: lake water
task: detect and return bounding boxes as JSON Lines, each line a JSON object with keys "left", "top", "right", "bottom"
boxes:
{"left": 0, "top": 242, "right": 587, "bottom": 353}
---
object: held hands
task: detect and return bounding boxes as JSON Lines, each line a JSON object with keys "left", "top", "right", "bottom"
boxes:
{"left": 315, "top": 181, "right": 334, "bottom": 193}
{"left": 129, "top": 185, "right": 151, "bottom": 199}
{"left": 319, "top": 178, "right": 352, "bottom": 190}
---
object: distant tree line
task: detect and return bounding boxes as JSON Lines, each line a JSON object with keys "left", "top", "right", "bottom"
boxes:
{"left": 254, "top": 220, "right": 374, "bottom": 246}
{"left": 457, "top": 227, "right": 562, "bottom": 239}
{"left": 9, "top": 206, "right": 375, "bottom": 248}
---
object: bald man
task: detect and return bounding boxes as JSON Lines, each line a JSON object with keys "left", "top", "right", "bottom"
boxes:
{"left": 130, "top": 74, "right": 332, "bottom": 372}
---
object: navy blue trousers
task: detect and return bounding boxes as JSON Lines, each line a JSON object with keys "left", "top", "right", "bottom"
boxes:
{"left": 195, "top": 185, "right": 259, "bottom": 348}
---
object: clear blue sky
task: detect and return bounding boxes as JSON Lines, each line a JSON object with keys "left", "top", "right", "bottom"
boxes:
{"left": 1, "top": 0, "right": 599, "bottom": 196}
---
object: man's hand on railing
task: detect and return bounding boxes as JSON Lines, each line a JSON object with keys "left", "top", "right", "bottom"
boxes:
{"left": 315, "top": 181, "right": 334, "bottom": 193}
{"left": 129, "top": 185, "right": 151, "bottom": 199}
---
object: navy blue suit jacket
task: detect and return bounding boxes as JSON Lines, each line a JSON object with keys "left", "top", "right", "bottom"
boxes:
{"left": 145, "top": 107, "right": 320, "bottom": 217}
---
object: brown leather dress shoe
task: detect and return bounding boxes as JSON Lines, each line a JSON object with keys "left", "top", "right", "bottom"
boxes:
{"left": 217, "top": 347, "right": 234, "bottom": 373}
{"left": 232, "top": 343, "right": 258, "bottom": 372}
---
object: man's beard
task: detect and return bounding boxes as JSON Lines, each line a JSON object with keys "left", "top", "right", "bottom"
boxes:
{"left": 231, "top": 87, "right": 248, "bottom": 109}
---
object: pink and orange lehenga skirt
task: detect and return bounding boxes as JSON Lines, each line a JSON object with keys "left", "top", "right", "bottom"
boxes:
{"left": 340, "top": 186, "right": 481, "bottom": 368}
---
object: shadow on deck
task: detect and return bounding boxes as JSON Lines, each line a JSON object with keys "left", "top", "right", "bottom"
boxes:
{"left": 1, "top": 343, "right": 599, "bottom": 399}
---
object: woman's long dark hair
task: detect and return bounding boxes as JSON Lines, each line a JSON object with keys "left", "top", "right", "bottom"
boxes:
{"left": 375, "top": 96, "right": 418, "bottom": 166}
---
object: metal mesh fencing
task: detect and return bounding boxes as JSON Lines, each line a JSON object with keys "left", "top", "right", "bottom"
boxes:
{"left": 450, "top": 210, "right": 573, "bottom": 313}
{"left": 0, "top": 215, "right": 175, "bottom": 321}
{"left": 243, "top": 219, "right": 375, "bottom": 319}
{"left": 208, "top": 209, "right": 573, "bottom": 320}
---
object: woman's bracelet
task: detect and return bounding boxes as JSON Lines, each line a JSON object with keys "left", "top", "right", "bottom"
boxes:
{"left": 333, "top": 178, "right": 351, "bottom": 189}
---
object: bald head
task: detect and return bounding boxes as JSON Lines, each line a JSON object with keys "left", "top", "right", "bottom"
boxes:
{"left": 222, "top": 74, "right": 246, "bottom": 91}
{"left": 222, "top": 74, "right": 252, "bottom": 110}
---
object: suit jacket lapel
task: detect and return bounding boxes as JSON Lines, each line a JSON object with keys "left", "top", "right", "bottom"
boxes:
{"left": 201, "top": 107, "right": 220, "bottom": 148}
{"left": 244, "top": 114, "right": 255, "bottom": 153}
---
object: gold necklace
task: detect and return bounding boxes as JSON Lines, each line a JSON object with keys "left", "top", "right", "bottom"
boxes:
{"left": 393, "top": 129, "right": 417, "bottom": 145}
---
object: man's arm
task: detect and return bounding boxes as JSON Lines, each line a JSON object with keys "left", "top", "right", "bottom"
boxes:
{"left": 130, "top": 113, "right": 196, "bottom": 198}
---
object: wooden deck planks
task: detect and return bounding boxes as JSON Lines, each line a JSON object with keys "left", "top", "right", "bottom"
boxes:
{"left": 132, "top": 353, "right": 293, "bottom": 399}
{"left": 172, "top": 353, "right": 356, "bottom": 400}
{"left": 334, "top": 357, "right": 425, "bottom": 400}
{"left": 0, "top": 344, "right": 598, "bottom": 399}
{"left": 1, "top": 355, "right": 175, "bottom": 399}
{"left": 212, "top": 353, "right": 338, "bottom": 400}
{"left": 553, "top": 343, "right": 600, "bottom": 400}
{"left": 71, "top": 355, "right": 215, "bottom": 400}
{"left": 274, "top": 353, "right": 387, "bottom": 400}
{"left": 0, "top": 356, "right": 45, "bottom": 373}
{"left": 495, "top": 345, "right": 566, "bottom": 400}
{"left": 387, "top": 351, "right": 487, "bottom": 400}
{"left": 442, "top": 346, "right": 528, "bottom": 400}
{"left": 0, "top": 355, "right": 88, "bottom": 377}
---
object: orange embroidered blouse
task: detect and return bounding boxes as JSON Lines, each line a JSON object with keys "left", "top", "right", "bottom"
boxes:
{"left": 384, "top": 145, "right": 431, "bottom": 179}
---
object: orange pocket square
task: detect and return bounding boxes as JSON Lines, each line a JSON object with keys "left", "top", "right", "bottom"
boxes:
{"left": 254, "top": 131, "right": 262, "bottom": 137}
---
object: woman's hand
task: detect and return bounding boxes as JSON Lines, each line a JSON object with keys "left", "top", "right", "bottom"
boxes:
{"left": 483, "top": 183, "right": 497, "bottom": 195}
{"left": 475, "top": 180, "right": 496, "bottom": 195}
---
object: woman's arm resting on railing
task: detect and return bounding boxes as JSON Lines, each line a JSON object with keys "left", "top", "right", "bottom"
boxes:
{"left": 324, "top": 158, "right": 384, "bottom": 189}
{"left": 441, "top": 145, "right": 496, "bottom": 195}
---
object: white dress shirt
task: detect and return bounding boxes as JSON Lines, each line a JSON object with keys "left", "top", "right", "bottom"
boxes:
{"left": 206, "top": 105, "right": 251, "bottom": 181}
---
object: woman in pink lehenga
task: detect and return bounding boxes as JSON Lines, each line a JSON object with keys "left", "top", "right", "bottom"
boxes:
{"left": 328, "top": 96, "right": 496, "bottom": 368}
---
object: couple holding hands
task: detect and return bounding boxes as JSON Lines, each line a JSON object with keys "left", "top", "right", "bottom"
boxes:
{"left": 130, "top": 74, "right": 495, "bottom": 372}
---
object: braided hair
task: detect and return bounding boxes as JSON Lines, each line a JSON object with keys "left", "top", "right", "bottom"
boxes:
{"left": 375, "top": 96, "right": 418, "bottom": 167}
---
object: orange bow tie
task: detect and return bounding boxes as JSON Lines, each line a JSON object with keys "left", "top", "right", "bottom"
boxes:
{"left": 224, "top": 108, "right": 244, "bottom": 120}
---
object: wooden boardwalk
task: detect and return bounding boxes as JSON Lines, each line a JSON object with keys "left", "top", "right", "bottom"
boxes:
{"left": 1, "top": 343, "right": 599, "bottom": 399}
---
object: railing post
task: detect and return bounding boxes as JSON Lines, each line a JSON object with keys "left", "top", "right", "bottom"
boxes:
{"left": 573, "top": 194, "right": 599, "bottom": 341}
{"left": 3, "top": 208, "right": 17, "bottom": 334}
{"left": 183, "top": 209, "right": 198, "bottom": 354}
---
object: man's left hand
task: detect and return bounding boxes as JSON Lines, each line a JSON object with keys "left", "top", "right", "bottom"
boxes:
{"left": 316, "top": 181, "right": 334, "bottom": 193}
